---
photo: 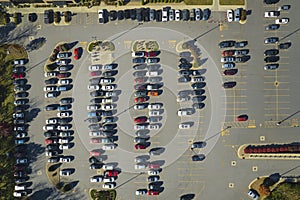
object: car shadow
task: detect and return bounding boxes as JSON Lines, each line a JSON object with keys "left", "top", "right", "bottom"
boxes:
{"left": 180, "top": 193, "right": 196, "bottom": 200}
{"left": 48, "top": 163, "right": 62, "bottom": 172}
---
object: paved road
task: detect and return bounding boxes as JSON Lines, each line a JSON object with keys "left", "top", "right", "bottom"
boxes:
{"left": 18, "top": 0, "right": 300, "bottom": 199}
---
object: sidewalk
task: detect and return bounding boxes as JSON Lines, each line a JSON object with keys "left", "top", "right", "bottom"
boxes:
{"left": 6, "top": 1, "right": 246, "bottom": 14}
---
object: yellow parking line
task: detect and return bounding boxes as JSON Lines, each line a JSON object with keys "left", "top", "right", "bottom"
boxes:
{"left": 264, "top": 94, "right": 290, "bottom": 97}
{"left": 225, "top": 102, "right": 247, "bottom": 104}
{"left": 264, "top": 114, "right": 290, "bottom": 116}
{"left": 264, "top": 107, "right": 290, "bottom": 110}
{"left": 223, "top": 108, "right": 248, "bottom": 110}
{"left": 264, "top": 101, "right": 290, "bottom": 103}
{"left": 264, "top": 88, "right": 290, "bottom": 90}
{"left": 178, "top": 174, "right": 204, "bottom": 176}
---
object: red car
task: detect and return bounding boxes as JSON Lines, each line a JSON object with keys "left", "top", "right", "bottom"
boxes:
{"left": 12, "top": 72, "right": 25, "bottom": 79}
{"left": 148, "top": 163, "right": 160, "bottom": 169}
{"left": 45, "top": 138, "right": 58, "bottom": 145}
{"left": 134, "top": 77, "right": 147, "bottom": 84}
{"left": 134, "top": 116, "right": 148, "bottom": 123}
{"left": 135, "top": 143, "right": 146, "bottom": 149}
{"left": 144, "top": 51, "right": 157, "bottom": 58}
{"left": 74, "top": 47, "right": 80, "bottom": 60}
{"left": 90, "top": 71, "right": 102, "bottom": 77}
{"left": 57, "top": 73, "right": 70, "bottom": 78}
{"left": 148, "top": 190, "right": 159, "bottom": 195}
{"left": 90, "top": 150, "right": 101, "bottom": 156}
{"left": 236, "top": 114, "right": 248, "bottom": 121}
{"left": 222, "top": 50, "right": 235, "bottom": 56}
{"left": 135, "top": 97, "right": 147, "bottom": 103}
{"left": 105, "top": 170, "right": 118, "bottom": 177}
{"left": 14, "top": 164, "right": 25, "bottom": 171}
{"left": 223, "top": 69, "right": 238, "bottom": 75}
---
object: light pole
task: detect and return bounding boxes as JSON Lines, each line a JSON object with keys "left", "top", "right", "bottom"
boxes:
{"left": 276, "top": 110, "right": 300, "bottom": 126}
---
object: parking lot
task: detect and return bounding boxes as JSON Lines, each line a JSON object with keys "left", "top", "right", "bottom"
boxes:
{"left": 8, "top": 0, "right": 300, "bottom": 199}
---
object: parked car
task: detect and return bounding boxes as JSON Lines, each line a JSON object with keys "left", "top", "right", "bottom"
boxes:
{"left": 264, "top": 37, "right": 279, "bottom": 44}
{"left": 275, "top": 18, "right": 289, "bottom": 24}
{"left": 219, "top": 40, "right": 235, "bottom": 48}
{"left": 264, "top": 64, "right": 279, "bottom": 70}
{"left": 264, "top": 56, "right": 280, "bottom": 63}
{"left": 264, "top": 49, "right": 279, "bottom": 56}
{"left": 265, "top": 24, "right": 280, "bottom": 30}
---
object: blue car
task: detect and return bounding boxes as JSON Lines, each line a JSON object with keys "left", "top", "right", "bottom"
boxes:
{"left": 15, "top": 139, "right": 26, "bottom": 145}
{"left": 58, "top": 104, "right": 72, "bottom": 111}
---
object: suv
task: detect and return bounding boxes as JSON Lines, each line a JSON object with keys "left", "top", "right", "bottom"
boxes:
{"left": 235, "top": 41, "right": 248, "bottom": 48}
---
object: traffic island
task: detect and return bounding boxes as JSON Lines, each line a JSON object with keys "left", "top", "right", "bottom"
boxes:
{"left": 89, "top": 189, "right": 116, "bottom": 200}
{"left": 132, "top": 40, "right": 159, "bottom": 52}
{"left": 237, "top": 143, "right": 300, "bottom": 160}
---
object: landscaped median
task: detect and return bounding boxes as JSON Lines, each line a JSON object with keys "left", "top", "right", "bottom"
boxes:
{"left": 237, "top": 143, "right": 300, "bottom": 160}
{"left": 89, "top": 189, "right": 116, "bottom": 200}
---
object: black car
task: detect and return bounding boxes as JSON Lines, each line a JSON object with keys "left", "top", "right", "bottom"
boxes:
{"left": 264, "top": 0, "right": 279, "bottom": 4}
{"left": 178, "top": 63, "right": 192, "bottom": 69}
{"left": 133, "top": 64, "right": 147, "bottom": 70}
{"left": 192, "top": 89, "right": 205, "bottom": 96}
{"left": 45, "top": 78, "right": 58, "bottom": 85}
{"left": 218, "top": 40, "right": 236, "bottom": 48}
{"left": 192, "top": 154, "right": 206, "bottom": 161}
{"left": 223, "top": 81, "right": 236, "bottom": 89}
{"left": 178, "top": 76, "right": 191, "bottom": 83}
{"left": 191, "top": 82, "right": 206, "bottom": 89}
{"left": 89, "top": 156, "right": 102, "bottom": 163}
{"left": 14, "top": 105, "right": 29, "bottom": 112}
{"left": 264, "top": 56, "right": 280, "bottom": 63}
{"left": 133, "top": 57, "right": 146, "bottom": 64}
{"left": 13, "top": 66, "right": 26, "bottom": 73}
{"left": 178, "top": 70, "right": 191, "bottom": 76}
{"left": 103, "top": 123, "right": 117, "bottom": 131}
{"left": 44, "top": 131, "right": 58, "bottom": 137}
{"left": 90, "top": 163, "right": 102, "bottom": 169}
{"left": 179, "top": 58, "right": 189, "bottom": 64}
{"left": 182, "top": 9, "right": 189, "bottom": 21}
{"left": 44, "top": 9, "right": 54, "bottom": 24}
{"left": 103, "top": 117, "right": 116, "bottom": 123}
{"left": 109, "top": 10, "right": 117, "bottom": 21}
{"left": 192, "top": 95, "right": 206, "bottom": 103}
{"left": 133, "top": 70, "right": 147, "bottom": 77}
{"left": 143, "top": 8, "right": 150, "bottom": 22}
{"left": 202, "top": 8, "right": 211, "bottom": 20}
{"left": 279, "top": 42, "right": 291, "bottom": 49}
{"left": 192, "top": 103, "right": 205, "bottom": 109}
{"left": 124, "top": 9, "right": 131, "bottom": 19}
{"left": 136, "top": 8, "right": 143, "bottom": 22}
{"left": 265, "top": 24, "right": 280, "bottom": 31}
{"left": 102, "top": 70, "right": 118, "bottom": 77}
{"left": 264, "top": 49, "right": 279, "bottom": 56}
{"left": 130, "top": 9, "right": 137, "bottom": 20}
{"left": 101, "top": 110, "right": 113, "bottom": 117}
{"left": 156, "top": 9, "right": 162, "bottom": 22}
{"left": 15, "top": 92, "right": 29, "bottom": 98}
{"left": 117, "top": 10, "right": 124, "bottom": 20}
{"left": 28, "top": 13, "right": 37, "bottom": 22}
{"left": 13, "top": 78, "right": 27, "bottom": 85}
{"left": 44, "top": 104, "right": 58, "bottom": 111}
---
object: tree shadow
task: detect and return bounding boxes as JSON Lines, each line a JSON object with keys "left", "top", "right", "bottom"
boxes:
{"left": 27, "top": 142, "right": 44, "bottom": 163}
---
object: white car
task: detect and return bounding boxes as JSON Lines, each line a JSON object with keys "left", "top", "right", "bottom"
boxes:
{"left": 221, "top": 56, "right": 235, "bottom": 63}
{"left": 102, "top": 143, "right": 117, "bottom": 150}
{"left": 195, "top": 8, "right": 201, "bottom": 21}
{"left": 102, "top": 182, "right": 116, "bottom": 189}
{"left": 103, "top": 177, "right": 116, "bottom": 183}
{"left": 264, "top": 11, "right": 280, "bottom": 18}
{"left": 134, "top": 124, "right": 148, "bottom": 130}
{"left": 90, "top": 175, "right": 103, "bottom": 183}
{"left": 103, "top": 164, "right": 114, "bottom": 170}
{"left": 58, "top": 79, "right": 70, "bottom": 85}
{"left": 57, "top": 125, "right": 70, "bottom": 130}
{"left": 148, "top": 124, "right": 160, "bottom": 130}
{"left": 13, "top": 191, "right": 27, "bottom": 197}
{"left": 175, "top": 9, "right": 181, "bottom": 21}
{"left": 46, "top": 118, "right": 57, "bottom": 124}
{"left": 57, "top": 111, "right": 71, "bottom": 117}
{"left": 227, "top": 9, "right": 234, "bottom": 22}
{"left": 148, "top": 103, "right": 163, "bottom": 110}
{"left": 148, "top": 170, "right": 160, "bottom": 175}
{"left": 87, "top": 105, "right": 100, "bottom": 111}
{"left": 101, "top": 84, "right": 115, "bottom": 91}
{"left": 134, "top": 163, "right": 147, "bottom": 170}
{"left": 88, "top": 84, "right": 100, "bottom": 91}
{"left": 179, "top": 123, "right": 191, "bottom": 129}
{"left": 248, "top": 189, "right": 259, "bottom": 200}
{"left": 101, "top": 104, "right": 114, "bottom": 111}
{"left": 89, "top": 65, "right": 102, "bottom": 71}
{"left": 59, "top": 138, "right": 69, "bottom": 144}
{"left": 59, "top": 156, "right": 72, "bottom": 163}
{"left": 177, "top": 96, "right": 190, "bottom": 102}
{"left": 59, "top": 143, "right": 70, "bottom": 150}
{"left": 149, "top": 110, "right": 160, "bottom": 117}
{"left": 100, "top": 78, "right": 113, "bottom": 84}
{"left": 132, "top": 51, "right": 144, "bottom": 57}
{"left": 44, "top": 71, "right": 57, "bottom": 78}
{"left": 43, "top": 86, "right": 57, "bottom": 92}
{"left": 177, "top": 109, "right": 192, "bottom": 116}
{"left": 15, "top": 184, "right": 26, "bottom": 191}
{"left": 43, "top": 125, "right": 56, "bottom": 131}
{"left": 162, "top": 9, "right": 168, "bottom": 22}
{"left": 136, "top": 189, "right": 147, "bottom": 196}
{"left": 275, "top": 18, "right": 289, "bottom": 24}
{"left": 98, "top": 9, "right": 104, "bottom": 24}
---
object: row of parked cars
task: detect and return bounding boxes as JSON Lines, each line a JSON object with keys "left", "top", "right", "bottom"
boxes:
{"left": 98, "top": 7, "right": 211, "bottom": 24}
{"left": 263, "top": 4, "right": 291, "bottom": 71}
{"left": 132, "top": 49, "right": 164, "bottom": 196}
{"left": 226, "top": 8, "right": 246, "bottom": 23}
{"left": 12, "top": 59, "right": 31, "bottom": 197}
{"left": 43, "top": 47, "right": 78, "bottom": 178}
{"left": 87, "top": 51, "right": 119, "bottom": 189}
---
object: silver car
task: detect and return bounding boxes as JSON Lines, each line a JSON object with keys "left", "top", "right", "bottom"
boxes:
{"left": 222, "top": 62, "right": 235, "bottom": 69}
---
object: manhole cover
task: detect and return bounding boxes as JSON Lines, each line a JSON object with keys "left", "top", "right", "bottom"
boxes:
{"left": 274, "top": 81, "right": 279, "bottom": 87}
